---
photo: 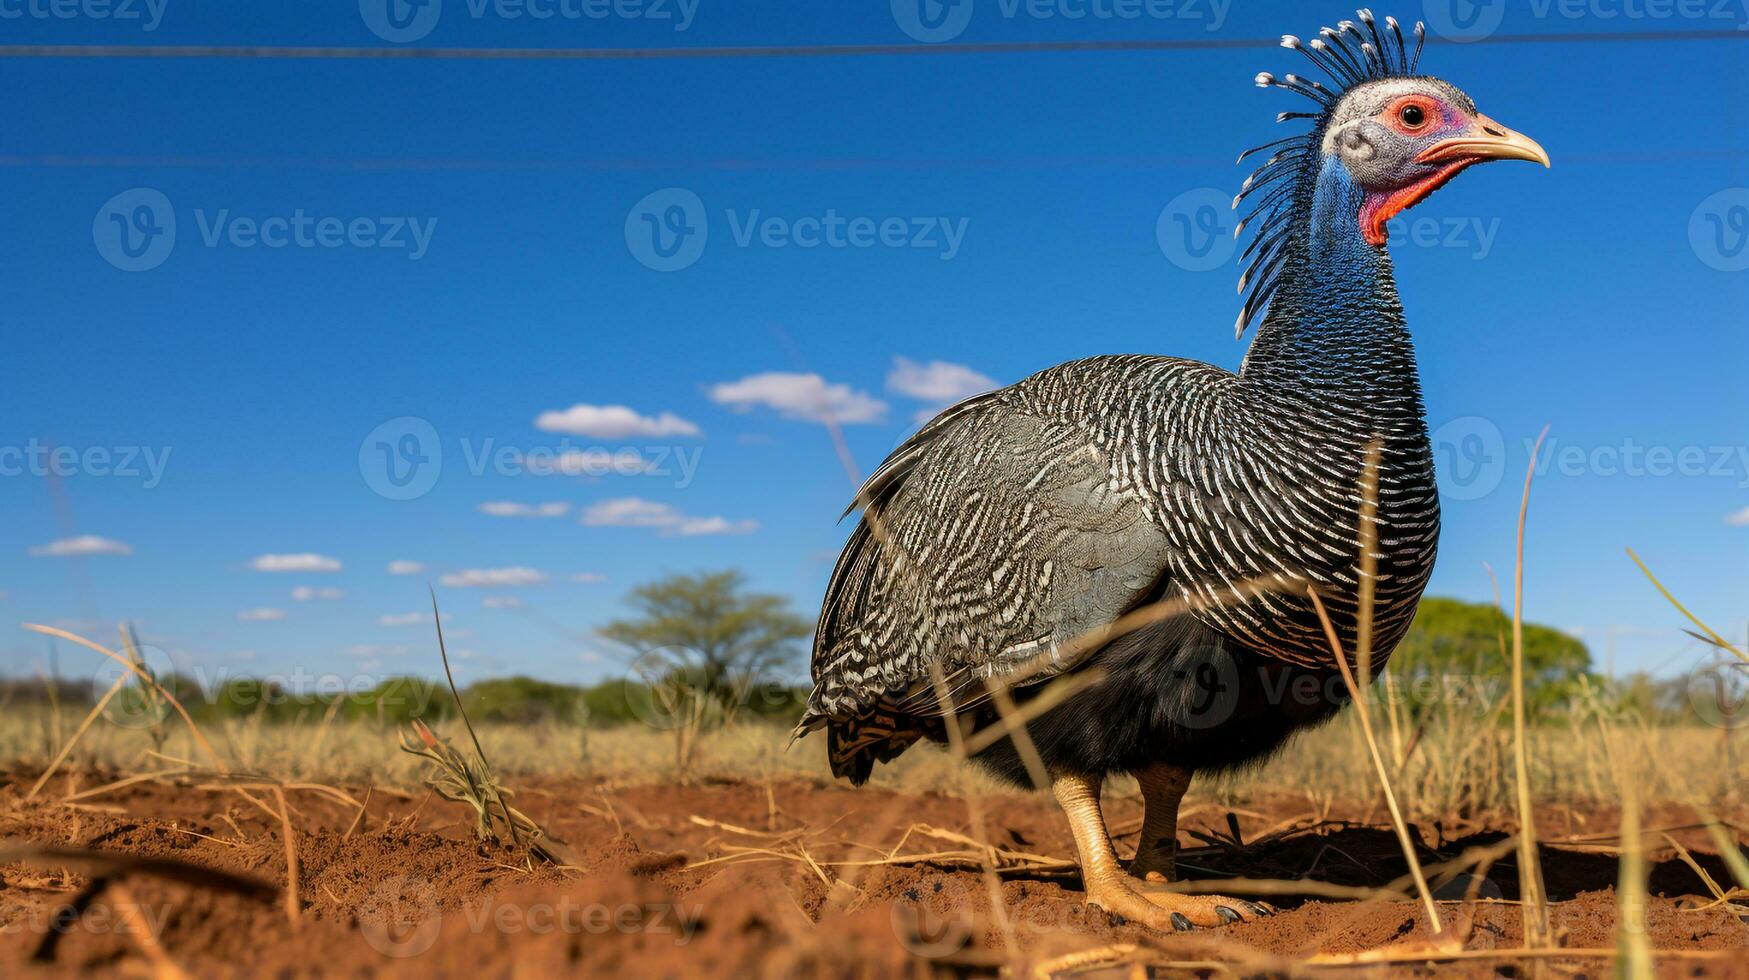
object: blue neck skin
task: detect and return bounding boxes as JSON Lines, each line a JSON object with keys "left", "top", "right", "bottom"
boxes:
{"left": 1238, "top": 155, "right": 1418, "bottom": 406}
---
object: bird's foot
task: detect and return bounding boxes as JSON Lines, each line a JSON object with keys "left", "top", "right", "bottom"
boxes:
{"left": 1084, "top": 875, "right": 1273, "bottom": 931}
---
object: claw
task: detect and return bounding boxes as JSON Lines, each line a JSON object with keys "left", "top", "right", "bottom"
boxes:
{"left": 1244, "top": 900, "right": 1273, "bottom": 916}
{"left": 1216, "top": 905, "right": 1241, "bottom": 923}
{"left": 1171, "top": 912, "right": 1193, "bottom": 931}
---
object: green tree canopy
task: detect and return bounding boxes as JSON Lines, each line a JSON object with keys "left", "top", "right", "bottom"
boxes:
{"left": 1390, "top": 596, "right": 1592, "bottom": 715}
{"left": 599, "top": 570, "right": 813, "bottom": 698}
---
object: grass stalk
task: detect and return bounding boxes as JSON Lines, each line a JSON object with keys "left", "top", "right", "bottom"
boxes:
{"left": 1510, "top": 426, "right": 1553, "bottom": 951}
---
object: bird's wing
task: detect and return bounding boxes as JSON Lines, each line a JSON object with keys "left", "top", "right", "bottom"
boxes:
{"left": 806, "top": 391, "right": 1171, "bottom": 724}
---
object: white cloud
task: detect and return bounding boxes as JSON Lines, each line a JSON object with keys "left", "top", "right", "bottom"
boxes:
{"left": 250, "top": 553, "right": 341, "bottom": 573}
{"left": 379, "top": 612, "right": 435, "bottom": 627}
{"left": 534, "top": 404, "right": 702, "bottom": 439}
{"left": 1727, "top": 507, "right": 1749, "bottom": 526}
{"left": 30, "top": 535, "right": 133, "bottom": 557}
{"left": 571, "top": 572, "right": 607, "bottom": 584}
{"left": 478, "top": 501, "right": 571, "bottom": 519}
{"left": 346, "top": 643, "right": 412, "bottom": 659}
{"left": 581, "top": 497, "right": 757, "bottom": 537}
{"left": 291, "top": 586, "right": 344, "bottom": 601}
{"left": 707, "top": 372, "right": 886, "bottom": 425}
{"left": 439, "top": 567, "right": 549, "bottom": 589}
{"left": 517, "top": 449, "right": 657, "bottom": 477}
{"left": 483, "top": 595, "right": 524, "bottom": 609}
{"left": 387, "top": 560, "right": 426, "bottom": 575}
{"left": 671, "top": 515, "right": 759, "bottom": 536}
{"left": 887, "top": 356, "right": 997, "bottom": 404}
{"left": 237, "top": 607, "right": 287, "bottom": 622}
{"left": 580, "top": 497, "right": 682, "bottom": 528}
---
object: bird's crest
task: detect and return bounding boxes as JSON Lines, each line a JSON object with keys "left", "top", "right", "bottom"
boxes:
{"left": 1233, "top": 10, "right": 1427, "bottom": 340}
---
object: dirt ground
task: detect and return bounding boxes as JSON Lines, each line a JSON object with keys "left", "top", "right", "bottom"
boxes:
{"left": 1, "top": 768, "right": 1745, "bottom": 977}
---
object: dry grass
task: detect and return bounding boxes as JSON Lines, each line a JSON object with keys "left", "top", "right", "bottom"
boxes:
{"left": 3, "top": 706, "right": 1740, "bottom": 820}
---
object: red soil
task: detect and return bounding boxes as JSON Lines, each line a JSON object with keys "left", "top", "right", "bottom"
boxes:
{"left": 1, "top": 769, "right": 1744, "bottom": 977}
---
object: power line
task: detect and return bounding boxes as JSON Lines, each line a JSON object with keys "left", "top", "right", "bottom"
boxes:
{"left": 1, "top": 147, "right": 1740, "bottom": 174}
{"left": 0, "top": 28, "right": 1745, "bottom": 60}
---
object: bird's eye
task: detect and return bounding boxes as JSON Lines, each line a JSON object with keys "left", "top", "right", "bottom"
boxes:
{"left": 1400, "top": 104, "right": 1426, "bottom": 128}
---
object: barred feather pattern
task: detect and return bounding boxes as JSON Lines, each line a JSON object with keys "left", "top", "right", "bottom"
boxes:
{"left": 806, "top": 351, "right": 1439, "bottom": 725}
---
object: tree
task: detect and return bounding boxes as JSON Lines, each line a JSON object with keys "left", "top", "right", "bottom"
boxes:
{"left": 1389, "top": 596, "right": 1592, "bottom": 716}
{"left": 599, "top": 570, "right": 813, "bottom": 700}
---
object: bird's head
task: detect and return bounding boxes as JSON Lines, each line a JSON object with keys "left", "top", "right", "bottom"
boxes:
{"left": 1321, "top": 75, "right": 1549, "bottom": 247}
{"left": 1233, "top": 11, "right": 1550, "bottom": 335}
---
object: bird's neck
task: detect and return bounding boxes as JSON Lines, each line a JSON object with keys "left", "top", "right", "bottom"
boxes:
{"left": 1238, "top": 156, "right": 1422, "bottom": 418}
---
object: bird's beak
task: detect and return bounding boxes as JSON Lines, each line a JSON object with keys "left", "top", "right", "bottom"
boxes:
{"left": 1416, "top": 115, "right": 1551, "bottom": 168}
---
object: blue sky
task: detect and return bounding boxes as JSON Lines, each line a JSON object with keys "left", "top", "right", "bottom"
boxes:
{"left": 2, "top": 1, "right": 1745, "bottom": 693}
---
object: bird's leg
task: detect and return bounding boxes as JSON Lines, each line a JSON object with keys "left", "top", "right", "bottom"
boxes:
{"left": 1126, "top": 763, "right": 1191, "bottom": 883}
{"left": 1051, "top": 770, "right": 1268, "bottom": 931}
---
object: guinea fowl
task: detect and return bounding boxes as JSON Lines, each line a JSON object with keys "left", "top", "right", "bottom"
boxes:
{"left": 797, "top": 11, "right": 1548, "bottom": 932}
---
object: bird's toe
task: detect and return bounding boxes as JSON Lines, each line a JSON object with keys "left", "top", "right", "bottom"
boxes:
{"left": 1087, "top": 882, "right": 1266, "bottom": 932}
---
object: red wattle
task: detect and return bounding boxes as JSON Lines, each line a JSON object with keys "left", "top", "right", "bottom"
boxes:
{"left": 1359, "top": 160, "right": 1477, "bottom": 247}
